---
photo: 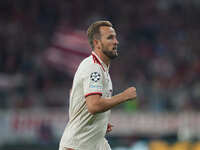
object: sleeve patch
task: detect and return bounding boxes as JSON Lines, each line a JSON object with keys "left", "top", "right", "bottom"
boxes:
{"left": 90, "top": 72, "right": 101, "bottom": 82}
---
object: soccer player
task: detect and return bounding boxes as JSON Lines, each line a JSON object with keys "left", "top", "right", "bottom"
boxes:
{"left": 59, "top": 20, "right": 137, "bottom": 150}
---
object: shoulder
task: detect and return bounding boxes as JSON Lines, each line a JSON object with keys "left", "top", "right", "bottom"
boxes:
{"left": 79, "top": 55, "right": 102, "bottom": 73}
{"left": 75, "top": 56, "right": 103, "bottom": 80}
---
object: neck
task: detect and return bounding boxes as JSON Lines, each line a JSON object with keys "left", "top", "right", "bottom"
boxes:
{"left": 93, "top": 49, "right": 110, "bottom": 67}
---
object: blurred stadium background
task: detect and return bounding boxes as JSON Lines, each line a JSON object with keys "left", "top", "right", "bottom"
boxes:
{"left": 0, "top": 0, "right": 200, "bottom": 150}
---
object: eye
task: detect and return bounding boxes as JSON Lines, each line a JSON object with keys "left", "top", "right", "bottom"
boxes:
{"left": 107, "top": 35, "right": 114, "bottom": 40}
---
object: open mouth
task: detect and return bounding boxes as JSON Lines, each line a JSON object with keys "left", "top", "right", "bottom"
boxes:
{"left": 112, "top": 47, "right": 118, "bottom": 56}
{"left": 113, "top": 47, "right": 117, "bottom": 51}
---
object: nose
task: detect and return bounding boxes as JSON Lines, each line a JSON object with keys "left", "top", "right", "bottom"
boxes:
{"left": 114, "top": 38, "right": 119, "bottom": 45}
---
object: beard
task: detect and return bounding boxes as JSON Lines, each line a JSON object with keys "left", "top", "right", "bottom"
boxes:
{"left": 101, "top": 43, "right": 118, "bottom": 60}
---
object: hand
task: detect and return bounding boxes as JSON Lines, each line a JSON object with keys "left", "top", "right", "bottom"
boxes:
{"left": 106, "top": 123, "right": 114, "bottom": 133}
{"left": 123, "top": 87, "right": 137, "bottom": 101}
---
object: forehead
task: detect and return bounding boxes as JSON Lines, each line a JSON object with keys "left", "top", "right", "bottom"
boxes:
{"left": 99, "top": 26, "right": 116, "bottom": 36}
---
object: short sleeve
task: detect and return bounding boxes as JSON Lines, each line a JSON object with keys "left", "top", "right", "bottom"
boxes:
{"left": 83, "top": 64, "right": 104, "bottom": 97}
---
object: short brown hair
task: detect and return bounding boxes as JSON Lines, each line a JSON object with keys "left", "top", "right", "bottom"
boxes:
{"left": 87, "top": 20, "right": 113, "bottom": 49}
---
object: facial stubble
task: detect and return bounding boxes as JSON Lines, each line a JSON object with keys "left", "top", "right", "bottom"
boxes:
{"left": 101, "top": 42, "right": 118, "bottom": 60}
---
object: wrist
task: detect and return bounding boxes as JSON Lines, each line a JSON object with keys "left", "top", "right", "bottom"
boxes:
{"left": 119, "top": 92, "right": 128, "bottom": 102}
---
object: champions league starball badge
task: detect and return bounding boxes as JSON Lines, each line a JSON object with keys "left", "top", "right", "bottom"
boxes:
{"left": 90, "top": 72, "right": 101, "bottom": 82}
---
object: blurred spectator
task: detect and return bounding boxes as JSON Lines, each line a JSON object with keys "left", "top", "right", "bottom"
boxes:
{"left": 37, "top": 120, "right": 54, "bottom": 145}
{"left": 0, "top": 0, "right": 200, "bottom": 113}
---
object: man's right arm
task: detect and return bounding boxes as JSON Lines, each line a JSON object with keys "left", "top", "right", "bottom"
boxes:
{"left": 86, "top": 87, "right": 137, "bottom": 115}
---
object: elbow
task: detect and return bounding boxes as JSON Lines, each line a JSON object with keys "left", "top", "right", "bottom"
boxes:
{"left": 87, "top": 106, "right": 98, "bottom": 115}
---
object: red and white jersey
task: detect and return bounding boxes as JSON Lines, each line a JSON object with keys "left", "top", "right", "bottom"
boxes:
{"left": 59, "top": 51, "right": 112, "bottom": 150}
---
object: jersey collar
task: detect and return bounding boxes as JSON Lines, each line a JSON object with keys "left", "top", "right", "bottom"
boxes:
{"left": 92, "top": 51, "right": 110, "bottom": 72}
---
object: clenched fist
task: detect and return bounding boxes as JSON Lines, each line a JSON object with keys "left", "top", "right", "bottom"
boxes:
{"left": 123, "top": 87, "right": 137, "bottom": 101}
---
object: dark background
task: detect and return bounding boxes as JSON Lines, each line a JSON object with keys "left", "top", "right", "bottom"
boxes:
{"left": 0, "top": 0, "right": 200, "bottom": 149}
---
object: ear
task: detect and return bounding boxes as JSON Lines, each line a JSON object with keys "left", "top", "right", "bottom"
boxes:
{"left": 93, "top": 39, "right": 101, "bottom": 49}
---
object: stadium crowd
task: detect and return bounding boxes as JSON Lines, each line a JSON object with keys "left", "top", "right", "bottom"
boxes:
{"left": 0, "top": 0, "right": 200, "bottom": 113}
